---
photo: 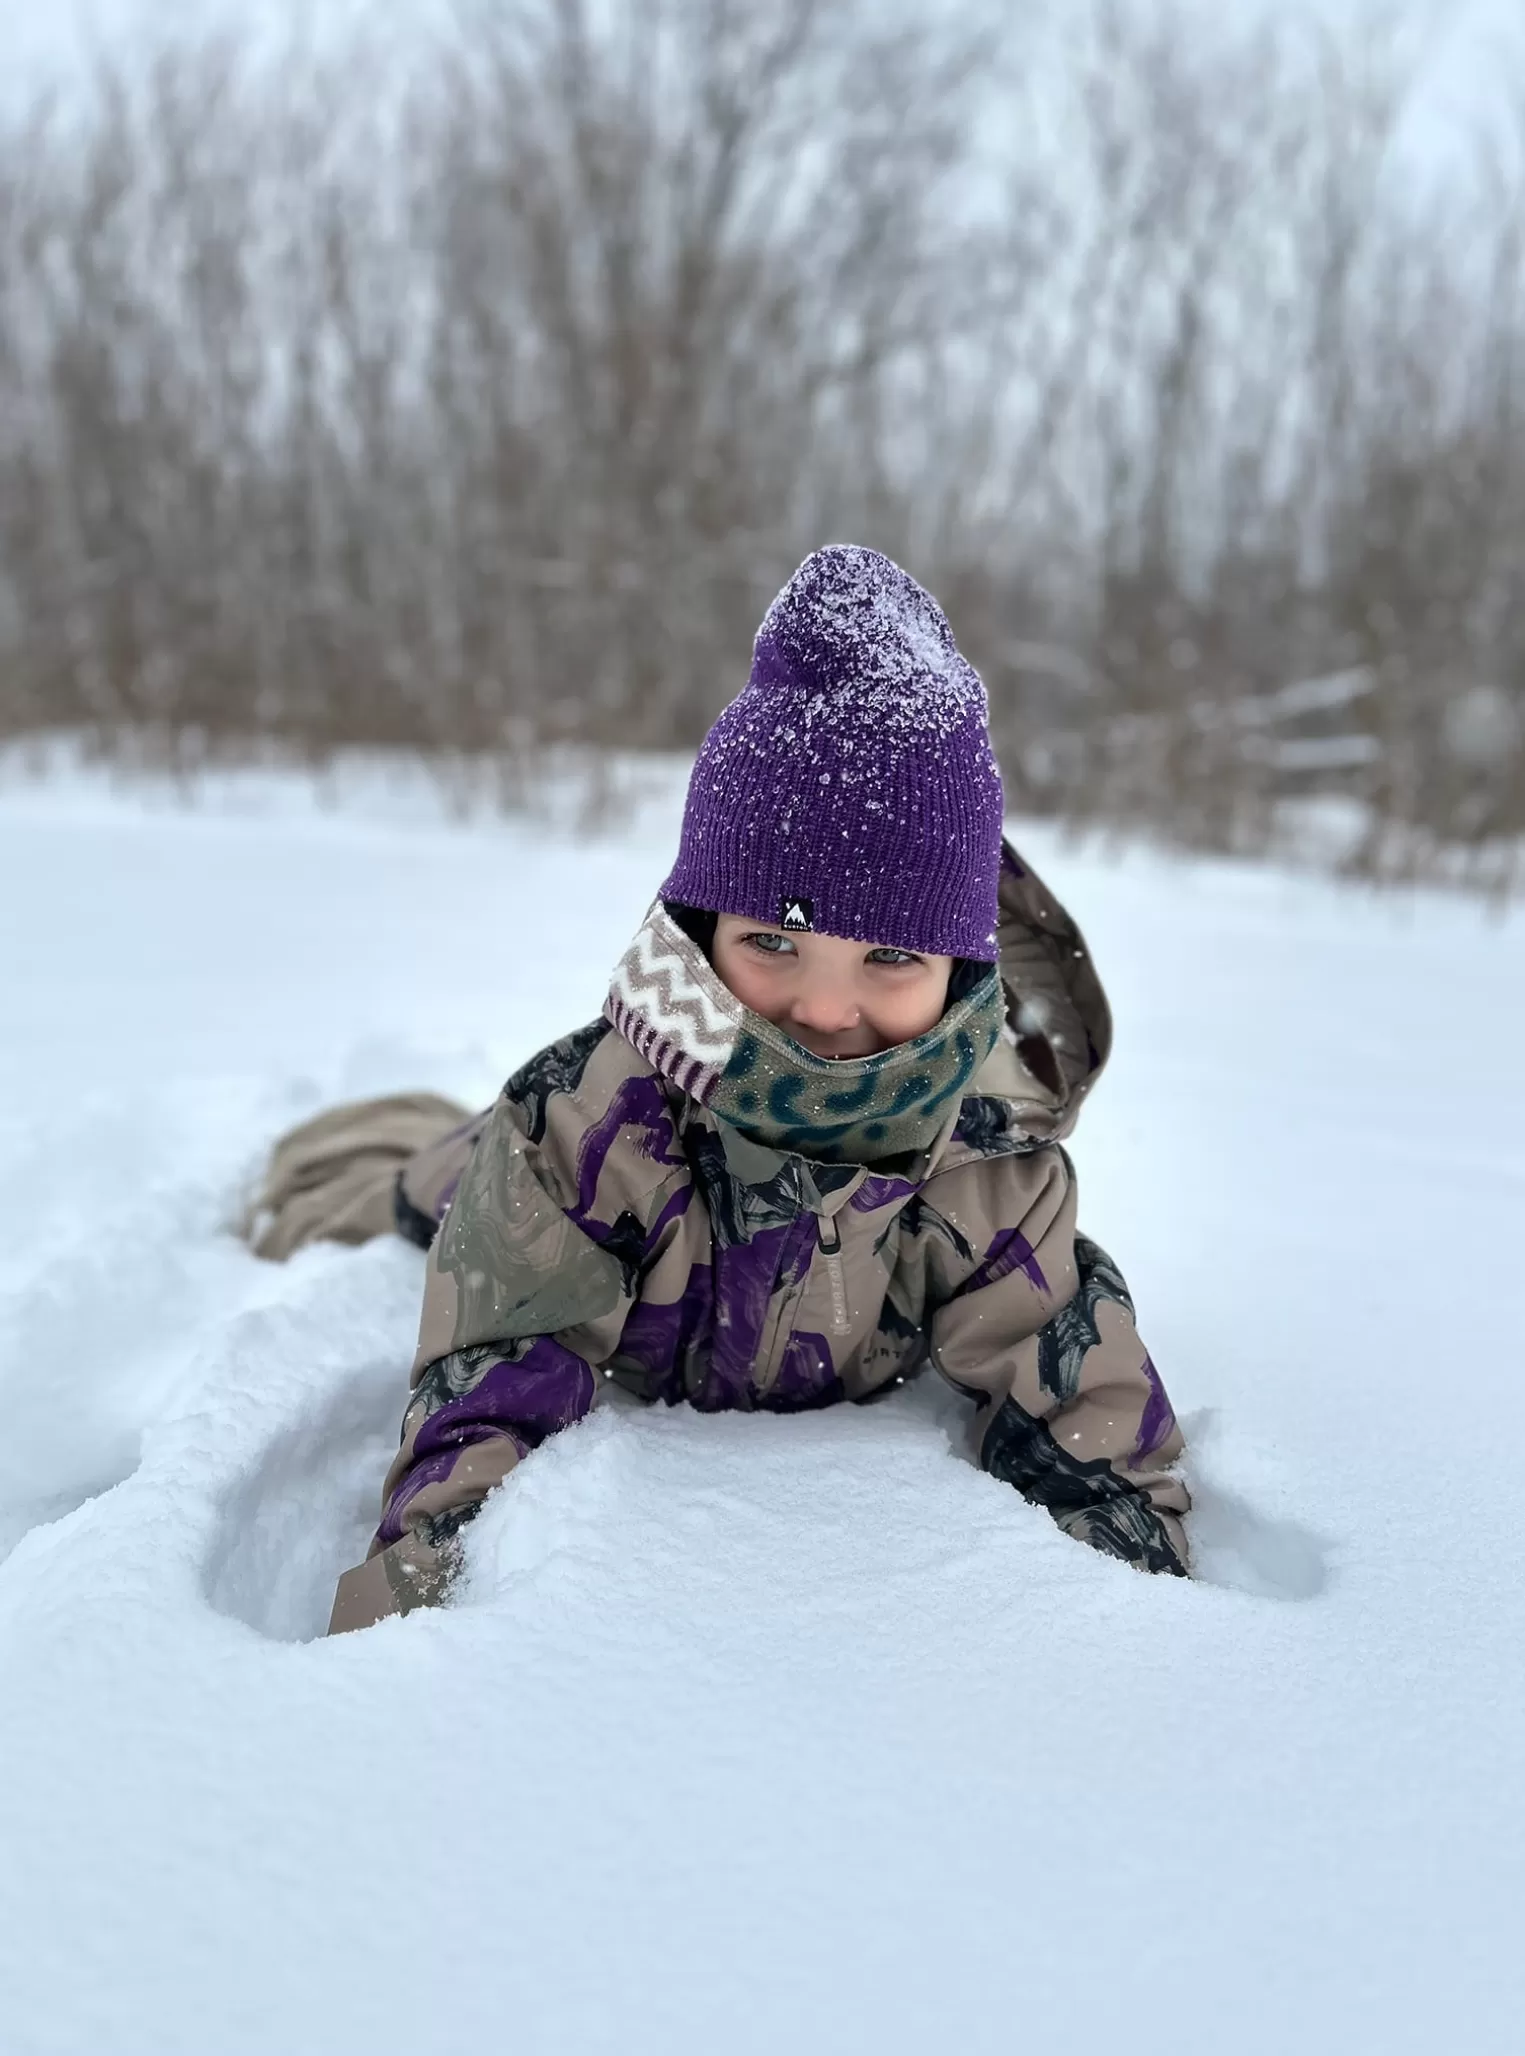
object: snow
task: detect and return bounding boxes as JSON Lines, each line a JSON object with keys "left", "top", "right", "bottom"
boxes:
{"left": 1, "top": 757, "right": 1523, "bottom": 2054}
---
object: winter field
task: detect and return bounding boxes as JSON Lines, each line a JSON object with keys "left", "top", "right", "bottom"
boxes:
{"left": 0, "top": 757, "right": 1522, "bottom": 2055}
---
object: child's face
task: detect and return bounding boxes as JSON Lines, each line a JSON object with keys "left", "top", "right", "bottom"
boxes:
{"left": 712, "top": 915, "right": 955, "bottom": 1059}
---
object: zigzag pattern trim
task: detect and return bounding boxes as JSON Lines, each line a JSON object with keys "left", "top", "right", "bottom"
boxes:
{"left": 607, "top": 915, "right": 737, "bottom": 1058}
{"left": 604, "top": 994, "right": 723, "bottom": 1105}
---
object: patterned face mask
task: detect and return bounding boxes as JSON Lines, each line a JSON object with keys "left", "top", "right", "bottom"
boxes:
{"left": 703, "top": 973, "right": 1006, "bottom": 1163}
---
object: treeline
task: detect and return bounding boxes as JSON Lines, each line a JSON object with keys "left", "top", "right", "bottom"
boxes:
{"left": 1, "top": 1, "right": 1523, "bottom": 889}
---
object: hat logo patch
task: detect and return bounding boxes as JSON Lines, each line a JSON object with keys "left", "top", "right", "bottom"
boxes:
{"left": 780, "top": 896, "right": 814, "bottom": 932}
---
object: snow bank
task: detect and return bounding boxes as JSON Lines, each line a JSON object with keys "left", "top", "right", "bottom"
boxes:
{"left": 1, "top": 765, "right": 1522, "bottom": 2054}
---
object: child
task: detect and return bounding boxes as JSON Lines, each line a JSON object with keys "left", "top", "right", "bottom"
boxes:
{"left": 267, "top": 546, "right": 1189, "bottom": 1632}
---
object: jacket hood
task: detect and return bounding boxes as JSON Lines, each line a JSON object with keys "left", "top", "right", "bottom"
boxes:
{"left": 983, "top": 841, "right": 1112, "bottom": 1148}
{"left": 605, "top": 838, "right": 1111, "bottom": 1164}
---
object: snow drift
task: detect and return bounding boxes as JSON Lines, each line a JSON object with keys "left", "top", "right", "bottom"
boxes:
{"left": 0, "top": 764, "right": 1521, "bottom": 2054}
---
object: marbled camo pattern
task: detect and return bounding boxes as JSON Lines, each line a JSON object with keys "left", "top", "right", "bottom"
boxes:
{"left": 329, "top": 838, "right": 1188, "bottom": 1631}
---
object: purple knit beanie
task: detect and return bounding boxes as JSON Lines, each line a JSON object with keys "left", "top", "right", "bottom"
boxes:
{"left": 662, "top": 545, "right": 1005, "bottom": 960}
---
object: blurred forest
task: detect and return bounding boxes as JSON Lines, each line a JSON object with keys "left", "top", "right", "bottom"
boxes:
{"left": 3, "top": 0, "right": 1525, "bottom": 889}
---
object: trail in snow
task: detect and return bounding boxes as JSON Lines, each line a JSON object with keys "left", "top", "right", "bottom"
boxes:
{"left": 0, "top": 762, "right": 1521, "bottom": 2055}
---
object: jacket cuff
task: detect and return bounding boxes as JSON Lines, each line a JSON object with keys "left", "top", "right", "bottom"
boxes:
{"left": 1054, "top": 1502, "right": 1189, "bottom": 1576}
{"left": 327, "top": 1530, "right": 462, "bottom": 1634}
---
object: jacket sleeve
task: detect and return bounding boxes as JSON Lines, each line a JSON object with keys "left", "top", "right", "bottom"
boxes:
{"left": 328, "top": 1036, "right": 690, "bottom": 1632}
{"left": 928, "top": 1148, "right": 1190, "bottom": 1575}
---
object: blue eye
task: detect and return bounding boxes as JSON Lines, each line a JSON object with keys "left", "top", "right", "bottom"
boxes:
{"left": 745, "top": 931, "right": 794, "bottom": 956}
{"left": 867, "top": 947, "right": 919, "bottom": 967}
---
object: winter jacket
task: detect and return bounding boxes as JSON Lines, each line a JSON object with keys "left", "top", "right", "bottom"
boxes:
{"left": 326, "top": 844, "right": 1189, "bottom": 1632}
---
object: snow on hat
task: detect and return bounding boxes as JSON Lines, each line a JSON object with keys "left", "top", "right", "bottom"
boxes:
{"left": 662, "top": 544, "right": 1005, "bottom": 960}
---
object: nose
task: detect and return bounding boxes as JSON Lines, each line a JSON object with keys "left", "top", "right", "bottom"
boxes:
{"left": 787, "top": 971, "right": 860, "bottom": 1036}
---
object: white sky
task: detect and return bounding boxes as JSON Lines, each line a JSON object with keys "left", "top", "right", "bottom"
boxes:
{"left": 3, "top": 0, "right": 1521, "bottom": 176}
{"left": 2, "top": 0, "right": 1517, "bottom": 84}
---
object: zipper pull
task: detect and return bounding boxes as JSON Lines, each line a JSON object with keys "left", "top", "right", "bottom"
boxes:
{"left": 816, "top": 1213, "right": 851, "bottom": 1336}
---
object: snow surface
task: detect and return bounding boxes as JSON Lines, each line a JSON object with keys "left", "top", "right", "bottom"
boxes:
{"left": 1, "top": 758, "right": 1523, "bottom": 2054}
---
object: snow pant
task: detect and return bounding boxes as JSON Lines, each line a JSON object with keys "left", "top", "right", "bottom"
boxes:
{"left": 243, "top": 1092, "right": 473, "bottom": 1262}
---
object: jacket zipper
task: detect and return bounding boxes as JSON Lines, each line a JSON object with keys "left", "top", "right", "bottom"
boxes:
{"left": 816, "top": 1212, "right": 851, "bottom": 1336}
{"left": 755, "top": 1203, "right": 854, "bottom": 1396}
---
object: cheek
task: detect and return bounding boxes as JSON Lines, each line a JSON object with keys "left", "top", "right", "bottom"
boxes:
{"left": 865, "top": 979, "right": 949, "bottom": 1042}
{"left": 714, "top": 945, "right": 786, "bottom": 1021}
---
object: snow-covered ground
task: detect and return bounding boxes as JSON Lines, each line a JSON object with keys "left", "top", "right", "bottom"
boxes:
{"left": 1, "top": 758, "right": 1522, "bottom": 2055}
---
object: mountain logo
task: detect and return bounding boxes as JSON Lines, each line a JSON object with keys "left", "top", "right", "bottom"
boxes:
{"left": 779, "top": 896, "right": 814, "bottom": 932}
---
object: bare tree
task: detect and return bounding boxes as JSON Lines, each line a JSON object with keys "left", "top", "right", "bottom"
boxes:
{"left": 2, "top": 0, "right": 1525, "bottom": 890}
